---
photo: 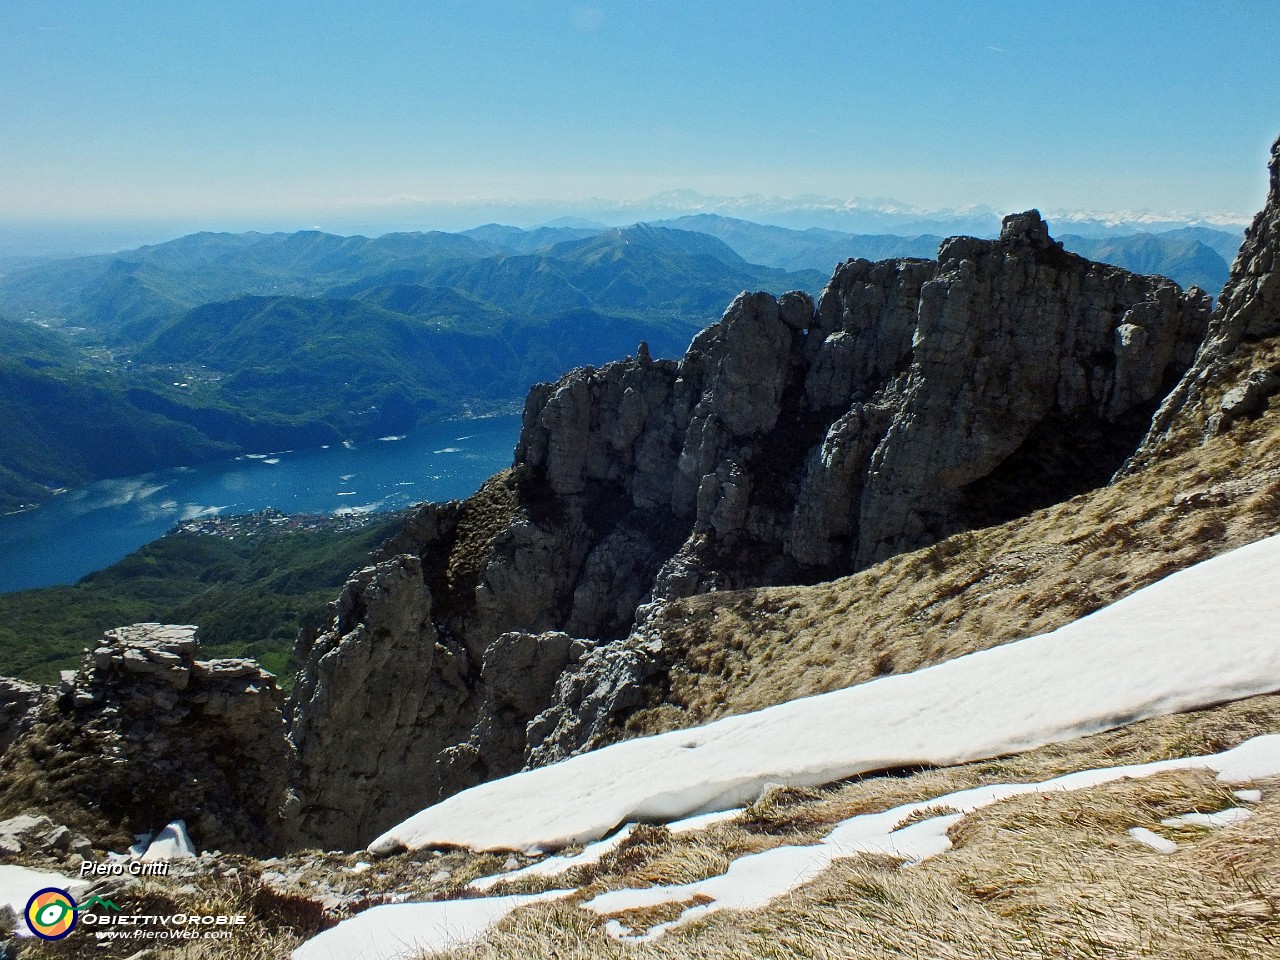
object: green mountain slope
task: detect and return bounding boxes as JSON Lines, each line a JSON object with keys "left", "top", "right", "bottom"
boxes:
{"left": 0, "top": 517, "right": 399, "bottom": 682}
{"left": 0, "top": 225, "right": 829, "bottom": 512}
{"left": 0, "top": 229, "right": 499, "bottom": 339}
{"left": 1058, "top": 233, "right": 1232, "bottom": 295}
{"left": 460, "top": 223, "right": 601, "bottom": 254}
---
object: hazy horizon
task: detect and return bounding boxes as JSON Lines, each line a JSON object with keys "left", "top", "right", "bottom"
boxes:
{"left": 3, "top": 0, "right": 1278, "bottom": 252}
{"left": 0, "top": 187, "right": 1258, "bottom": 261}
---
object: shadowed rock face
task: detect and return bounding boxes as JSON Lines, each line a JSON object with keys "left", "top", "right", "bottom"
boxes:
{"left": 288, "top": 212, "right": 1210, "bottom": 851}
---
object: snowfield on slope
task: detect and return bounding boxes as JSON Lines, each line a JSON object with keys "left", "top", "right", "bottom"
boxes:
{"left": 297, "top": 729, "right": 1280, "bottom": 958}
{"left": 583, "top": 735, "right": 1280, "bottom": 942}
{"left": 372, "top": 533, "right": 1280, "bottom": 855}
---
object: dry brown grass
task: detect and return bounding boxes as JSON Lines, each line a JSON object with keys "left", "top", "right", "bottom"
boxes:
{"left": 427, "top": 693, "right": 1280, "bottom": 960}
{"left": 445, "top": 469, "right": 521, "bottom": 594}
{"left": 15, "top": 870, "right": 313, "bottom": 960}
{"left": 624, "top": 338, "right": 1280, "bottom": 736}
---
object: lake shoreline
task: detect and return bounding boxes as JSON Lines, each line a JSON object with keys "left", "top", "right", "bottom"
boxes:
{"left": 0, "top": 414, "right": 522, "bottom": 595}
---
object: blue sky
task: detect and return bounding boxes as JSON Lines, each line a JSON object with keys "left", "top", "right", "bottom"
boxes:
{"left": 2, "top": 0, "right": 1278, "bottom": 229}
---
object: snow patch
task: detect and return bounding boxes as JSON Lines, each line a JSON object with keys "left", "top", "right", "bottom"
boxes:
{"left": 469, "top": 825, "right": 637, "bottom": 892}
{"left": 0, "top": 865, "right": 87, "bottom": 937}
{"left": 142, "top": 820, "right": 197, "bottom": 860}
{"left": 585, "top": 735, "right": 1280, "bottom": 940}
{"left": 127, "top": 832, "right": 152, "bottom": 858}
{"left": 296, "top": 732, "right": 1280, "bottom": 955}
{"left": 372, "top": 535, "right": 1280, "bottom": 855}
{"left": 1128, "top": 827, "right": 1178, "bottom": 854}
{"left": 668, "top": 809, "right": 742, "bottom": 834}
{"left": 290, "top": 889, "right": 572, "bottom": 960}
{"left": 1161, "top": 808, "right": 1254, "bottom": 829}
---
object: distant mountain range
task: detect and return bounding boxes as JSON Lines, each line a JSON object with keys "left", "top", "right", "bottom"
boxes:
{"left": 1056, "top": 230, "right": 1235, "bottom": 296}
{"left": 0, "top": 224, "right": 823, "bottom": 513}
{"left": 0, "top": 214, "right": 1243, "bottom": 514}
{"left": 647, "top": 213, "right": 1239, "bottom": 294}
{"left": 326, "top": 189, "right": 1253, "bottom": 239}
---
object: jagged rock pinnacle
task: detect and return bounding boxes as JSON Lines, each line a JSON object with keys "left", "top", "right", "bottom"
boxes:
{"left": 999, "top": 209, "right": 1054, "bottom": 245}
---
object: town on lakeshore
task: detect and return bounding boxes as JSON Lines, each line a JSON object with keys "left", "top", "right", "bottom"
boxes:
{"left": 174, "top": 507, "right": 405, "bottom": 540}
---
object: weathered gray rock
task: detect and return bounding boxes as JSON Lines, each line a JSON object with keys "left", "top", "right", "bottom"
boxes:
{"left": 288, "top": 556, "right": 460, "bottom": 850}
{"left": 0, "top": 624, "right": 291, "bottom": 854}
{"left": 525, "top": 629, "right": 667, "bottom": 768}
{"left": 286, "top": 541, "right": 602, "bottom": 848}
{"left": 289, "top": 213, "right": 1210, "bottom": 849}
{"left": 0, "top": 813, "right": 59, "bottom": 854}
{"left": 484, "top": 632, "right": 589, "bottom": 716}
{"left": 1215, "top": 367, "right": 1280, "bottom": 432}
{"left": 0, "top": 677, "right": 43, "bottom": 757}
{"left": 1127, "top": 134, "right": 1280, "bottom": 464}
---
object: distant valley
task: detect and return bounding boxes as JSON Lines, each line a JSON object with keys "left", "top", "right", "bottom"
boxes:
{"left": 0, "top": 214, "right": 1241, "bottom": 515}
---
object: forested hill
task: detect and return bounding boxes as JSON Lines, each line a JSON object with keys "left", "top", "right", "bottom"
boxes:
{"left": 0, "top": 225, "right": 824, "bottom": 513}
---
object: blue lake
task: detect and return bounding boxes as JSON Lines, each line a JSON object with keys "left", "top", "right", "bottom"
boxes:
{"left": 0, "top": 414, "right": 522, "bottom": 593}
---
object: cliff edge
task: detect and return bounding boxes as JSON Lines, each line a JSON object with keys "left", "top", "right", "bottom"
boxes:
{"left": 288, "top": 212, "right": 1210, "bottom": 850}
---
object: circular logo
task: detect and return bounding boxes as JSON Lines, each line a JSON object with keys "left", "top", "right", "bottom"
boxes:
{"left": 25, "top": 887, "right": 78, "bottom": 940}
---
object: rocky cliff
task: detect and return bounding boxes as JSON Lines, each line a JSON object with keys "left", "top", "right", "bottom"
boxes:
{"left": 287, "top": 211, "right": 1211, "bottom": 851}
{"left": 0, "top": 624, "right": 292, "bottom": 854}
{"left": 1127, "top": 134, "right": 1280, "bottom": 464}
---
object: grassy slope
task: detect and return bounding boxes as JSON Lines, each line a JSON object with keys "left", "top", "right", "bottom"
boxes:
{"left": 422, "top": 694, "right": 1280, "bottom": 960}
{"left": 18, "top": 694, "right": 1278, "bottom": 960}
{"left": 618, "top": 334, "right": 1280, "bottom": 739}
{"left": 0, "top": 518, "right": 399, "bottom": 683}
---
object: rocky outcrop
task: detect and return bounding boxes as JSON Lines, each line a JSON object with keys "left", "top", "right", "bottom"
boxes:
{"left": 1127, "top": 134, "right": 1280, "bottom": 464}
{"left": 0, "top": 677, "right": 43, "bottom": 756}
{"left": 287, "top": 545, "right": 603, "bottom": 848}
{"left": 0, "top": 624, "right": 292, "bottom": 854}
{"left": 524, "top": 625, "right": 668, "bottom": 769}
{"left": 0, "top": 812, "right": 92, "bottom": 858}
{"left": 287, "top": 212, "right": 1211, "bottom": 851}
{"left": 512, "top": 211, "right": 1207, "bottom": 587}
{"left": 288, "top": 555, "right": 475, "bottom": 850}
